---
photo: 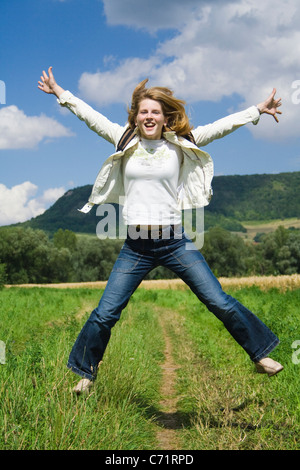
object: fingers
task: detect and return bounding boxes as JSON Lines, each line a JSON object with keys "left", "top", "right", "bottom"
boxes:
{"left": 274, "top": 97, "right": 282, "bottom": 122}
{"left": 264, "top": 105, "right": 282, "bottom": 123}
{"left": 265, "top": 88, "right": 277, "bottom": 104}
{"left": 268, "top": 88, "right": 282, "bottom": 107}
{"left": 41, "top": 67, "right": 54, "bottom": 83}
{"left": 275, "top": 96, "right": 282, "bottom": 107}
{"left": 37, "top": 69, "right": 50, "bottom": 92}
{"left": 272, "top": 108, "right": 282, "bottom": 123}
{"left": 39, "top": 73, "right": 47, "bottom": 89}
{"left": 275, "top": 108, "right": 282, "bottom": 123}
{"left": 257, "top": 88, "right": 282, "bottom": 123}
{"left": 38, "top": 70, "right": 48, "bottom": 89}
{"left": 270, "top": 89, "right": 282, "bottom": 123}
{"left": 38, "top": 74, "right": 46, "bottom": 91}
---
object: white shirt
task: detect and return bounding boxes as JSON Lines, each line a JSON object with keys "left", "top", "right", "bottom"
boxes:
{"left": 122, "top": 138, "right": 183, "bottom": 225}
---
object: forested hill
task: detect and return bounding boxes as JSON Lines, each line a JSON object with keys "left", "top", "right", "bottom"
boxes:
{"left": 207, "top": 171, "right": 300, "bottom": 221}
{"left": 15, "top": 171, "right": 300, "bottom": 234}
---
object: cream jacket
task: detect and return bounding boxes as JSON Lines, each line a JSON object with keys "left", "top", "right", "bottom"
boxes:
{"left": 58, "top": 91, "right": 260, "bottom": 213}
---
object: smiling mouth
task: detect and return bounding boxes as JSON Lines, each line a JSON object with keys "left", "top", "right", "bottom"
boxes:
{"left": 144, "top": 122, "right": 156, "bottom": 129}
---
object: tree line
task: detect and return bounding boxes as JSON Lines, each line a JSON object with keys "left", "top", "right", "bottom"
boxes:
{"left": 0, "top": 225, "right": 299, "bottom": 286}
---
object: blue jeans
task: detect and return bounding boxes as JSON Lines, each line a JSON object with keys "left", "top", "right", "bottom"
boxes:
{"left": 67, "top": 226, "right": 279, "bottom": 381}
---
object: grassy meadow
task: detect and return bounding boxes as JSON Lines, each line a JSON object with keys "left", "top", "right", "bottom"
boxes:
{"left": 0, "top": 281, "right": 299, "bottom": 450}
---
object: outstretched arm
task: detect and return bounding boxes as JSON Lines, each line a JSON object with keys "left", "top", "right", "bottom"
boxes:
{"left": 256, "top": 88, "right": 282, "bottom": 123}
{"left": 192, "top": 88, "right": 282, "bottom": 147}
{"left": 38, "top": 66, "right": 65, "bottom": 98}
{"left": 38, "top": 66, "right": 125, "bottom": 145}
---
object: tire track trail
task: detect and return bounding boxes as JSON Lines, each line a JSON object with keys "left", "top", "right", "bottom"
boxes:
{"left": 155, "top": 312, "right": 183, "bottom": 450}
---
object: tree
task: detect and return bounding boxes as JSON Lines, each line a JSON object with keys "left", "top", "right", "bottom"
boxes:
{"left": 0, "top": 227, "right": 72, "bottom": 283}
{"left": 70, "top": 237, "right": 123, "bottom": 282}
{"left": 201, "top": 226, "right": 254, "bottom": 277}
{"left": 257, "top": 226, "right": 300, "bottom": 275}
{"left": 53, "top": 228, "right": 77, "bottom": 251}
{"left": 0, "top": 262, "right": 6, "bottom": 288}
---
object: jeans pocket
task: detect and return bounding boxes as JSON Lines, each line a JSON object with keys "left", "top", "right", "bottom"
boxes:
{"left": 170, "top": 249, "right": 205, "bottom": 268}
{"left": 112, "top": 247, "right": 142, "bottom": 273}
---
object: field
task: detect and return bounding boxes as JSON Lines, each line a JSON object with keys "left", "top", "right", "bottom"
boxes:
{"left": 0, "top": 276, "right": 299, "bottom": 450}
{"left": 240, "top": 217, "right": 300, "bottom": 240}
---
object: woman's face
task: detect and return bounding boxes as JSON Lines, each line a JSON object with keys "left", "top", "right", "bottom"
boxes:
{"left": 135, "top": 99, "right": 168, "bottom": 140}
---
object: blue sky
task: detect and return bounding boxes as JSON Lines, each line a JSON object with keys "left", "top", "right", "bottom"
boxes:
{"left": 1, "top": 0, "right": 300, "bottom": 225}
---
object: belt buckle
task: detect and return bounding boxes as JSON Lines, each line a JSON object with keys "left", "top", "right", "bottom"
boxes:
{"left": 148, "top": 226, "right": 163, "bottom": 238}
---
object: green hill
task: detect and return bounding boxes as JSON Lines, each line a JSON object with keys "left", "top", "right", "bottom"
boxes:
{"left": 14, "top": 171, "right": 300, "bottom": 235}
{"left": 22, "top": 185, "right": 99, "bottom": 234}
{"left": 207, "top": 171, "right": 300, "bottom": 221}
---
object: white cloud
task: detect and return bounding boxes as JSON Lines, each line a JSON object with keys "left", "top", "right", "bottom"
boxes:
{"left": 79, "top": 0, "right": 300, "bottom": 141}
{"left": 0, "top": 182, "right": 65, "bottom": 226}
{"left": 0, "top": 106, "right": 74, "bottom": 149}
{"left": 102, "top": 0, "right": 237, "bottom": 32}
{"left": 78, "top": 57, "right": 159, "bottom": 106}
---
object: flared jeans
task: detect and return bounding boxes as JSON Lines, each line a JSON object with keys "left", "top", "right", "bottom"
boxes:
{"left": 67, "top": 226, "right": 279, "bottom": 381}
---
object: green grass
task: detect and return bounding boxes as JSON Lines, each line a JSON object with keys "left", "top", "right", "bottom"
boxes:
{"left": 0, "top": 285, "right": 299, "bottom": 450}
{"left": 0, "top": 288, "right": 164, "bottom": 450}
{"left": 161, "top": 287, "right": 300, "bottom": 450}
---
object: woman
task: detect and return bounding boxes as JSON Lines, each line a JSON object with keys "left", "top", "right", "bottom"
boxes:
{"left": 38, "top": 67, "right": 283, "bottom": 394}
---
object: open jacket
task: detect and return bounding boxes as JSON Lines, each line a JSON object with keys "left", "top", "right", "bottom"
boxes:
{"left": 58, "top": 91, "right": 260, "bottom": 213}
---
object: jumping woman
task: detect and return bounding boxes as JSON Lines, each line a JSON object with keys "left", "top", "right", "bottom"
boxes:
{"left": 38, "top": 67, "right": 283, "bottom": 394}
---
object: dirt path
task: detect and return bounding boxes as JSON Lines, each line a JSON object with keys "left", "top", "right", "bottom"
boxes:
{"left": 72, "top": 299, "right": 185, "bottom": 450}
{"left": 155, "top": 316, "right": 182, "bottom": 450}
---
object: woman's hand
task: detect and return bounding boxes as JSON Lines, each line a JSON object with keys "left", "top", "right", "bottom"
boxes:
{"left": 38, "top": 66, "right": 65, "bottom": 98}
{"left": 257, "top": 88, "right": 282, "bottom": 123}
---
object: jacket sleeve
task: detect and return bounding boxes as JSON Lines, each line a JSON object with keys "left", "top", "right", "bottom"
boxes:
{"left": 57, "top": 91, "right": 125, "bottom": 145}
{"left": 191, "top": 105, "right": 260, "bottom": 147}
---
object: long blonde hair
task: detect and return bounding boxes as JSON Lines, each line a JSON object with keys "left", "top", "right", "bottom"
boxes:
{"left": 128, "top": 79, "right": 193, "bottom": 136}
